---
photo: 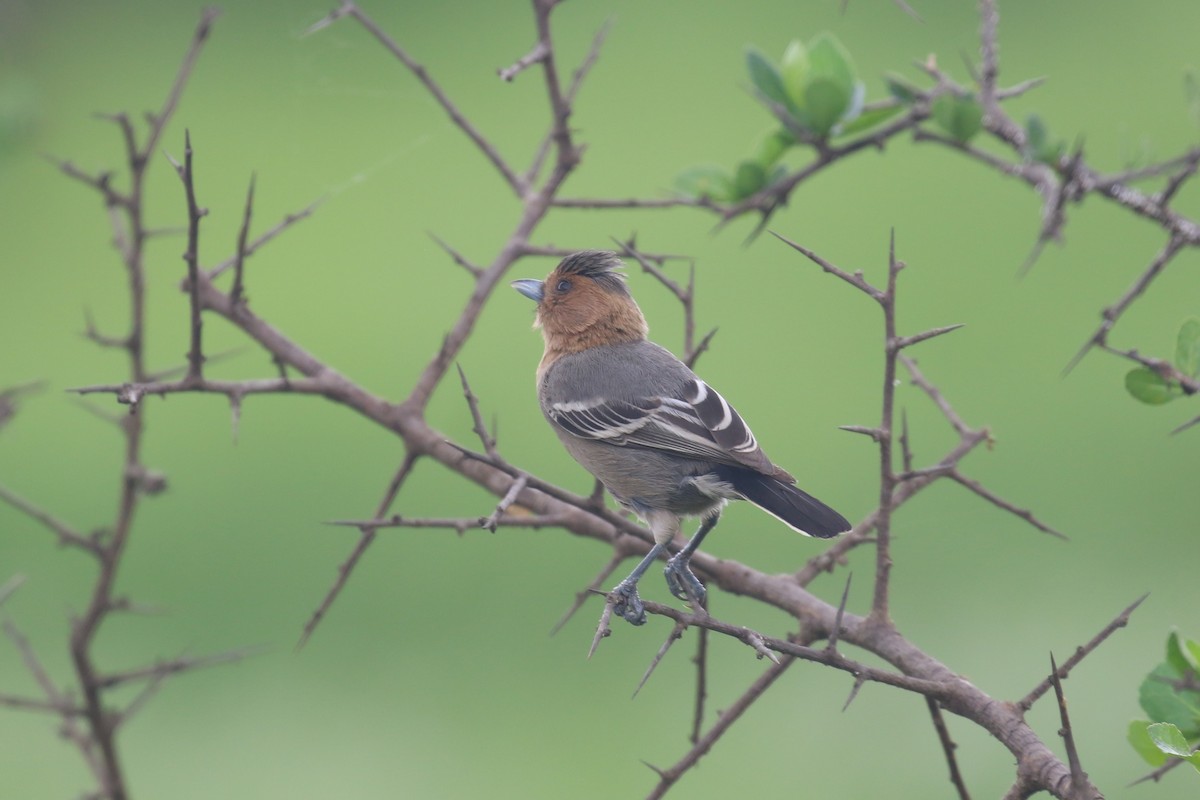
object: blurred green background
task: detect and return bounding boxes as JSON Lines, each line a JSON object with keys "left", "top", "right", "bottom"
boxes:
{"left": 2, "top": 0, "right": 1199, "bottom": 797}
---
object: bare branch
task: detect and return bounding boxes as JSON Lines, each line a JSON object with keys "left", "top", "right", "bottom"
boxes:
{"left": 927, "top": 697, "right": 972, "bottom": 800}
{"left": 896, "top": 323, "right": 966, "bottom": 350}
{"left": 299, "top": 452, "right": 420, "bottom": 648}
{"left": 633, "top": 621, "right": 686, "bottom": 698}
{"left": 480, "top": 474, "right": 529, "bottom": 533}
{"left": 230, "top": 173, "right": 255, "bottom": 305}
{"left": 644, "top": 657, "right": 796, "bottom": 799}
{"left": 317, "top": 2, "right": 524, "bottom": 195}
{"left": 206, "top": 198, "right": 323, "bottom": 281}
{"left": 429, "top": 232, "right": 483, "bottom": 278}
{"left": 901, "top": 355, "right": 973, "bottom": 436}
{"left": 457, "top": 364, "right": 498, "bottom": 458}
{"left": 498, "top": 40, "right": 549, "bottom": 82}
{"left": 550, "top": 550, "right": 625, "bottom": 636}
{"left": 1048, "top": 653, "right": 1094, "bottom": 799}
{"left": 1065, "top": 235, "right": 1187, "bottom": 373}
{"left": 169, "top": 129, "right": 206, "bottom": 381}
{"left": 0, "top": 483, "right": 100, "bottom": 554}
{"left": 588, "top": 596, "right": 614, "bottom": 659}
{"left": 97, "top": 646, "right": 262, "bottom": 690}
{"left": 772, "top": 230, "right": 883, "bottom": 299}
{"left": 948, "top": 470, "right": 1067, "bottom": 540}
{"left": 1017, "top": 594, "right": 1147, "bottom": 712}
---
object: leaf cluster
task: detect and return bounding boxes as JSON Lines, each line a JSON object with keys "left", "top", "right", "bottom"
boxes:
{"left": 1128, "top": 631, "right": 1200, "bottom": 775}
{"left": 1125, "top": 319, "right": 1200, "bottom": 404}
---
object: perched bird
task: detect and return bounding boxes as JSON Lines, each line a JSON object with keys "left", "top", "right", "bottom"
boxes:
{"left": 513, "top": 251, "right": 850, "bottom": 625}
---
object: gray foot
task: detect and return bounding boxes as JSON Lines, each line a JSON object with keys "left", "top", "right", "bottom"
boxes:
{"left": 664, "top": 555, "right": 706, "bottom": 605}
{"left": 611, "top": 579, "right": 647, "bottom": 626}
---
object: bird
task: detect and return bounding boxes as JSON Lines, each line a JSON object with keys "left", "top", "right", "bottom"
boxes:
{"left": 512, "top": 250, "right": 850, "bottom": 625}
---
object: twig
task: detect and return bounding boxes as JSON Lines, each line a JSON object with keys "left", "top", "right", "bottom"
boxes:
{"left": 827, "top": 573, "right": 853, "bottom": 652}
{"left": 96, "top": 646, "right": 262, "bottom": 690}
{"left": 690, "top": 612, "right": 709, "bottom": 746}
{"left": 1016, "top": 594, "right": 1147, "bottom": 712}
{"left": 167, "top": 129, "right": 206, "bottom": 381}
{"left": 318, "top": 1, "right": 524, "bottom": 195}
{"left": 299, "top": 452, "right": 420, "bottom": 648}
{"left": 429, "top": 232, "right": 483, "bottom": 278}
{"left": 205, "top": 198, "right": 323, "bottom": 281}
{"left": 1065, "top": 235, "right": 1186, "bottom": 373}
{"left": 498, "top": 40, "right": 549, "bottom": 82}
{"left": 230, "top": 173, "right": 255, "bottom": 305}
{"left": 588, "top": 597, "right": 614, "bottom": 659}
{"left": 0, "top": 483, "right": 100, "bottom": 554}
{"left": 3, "top": 612, "right": 104, "bottom": 784}
{"left": 550, "top": 550, "right": 625, "bottom": 635}
{"left": 633, "top": 621, "right": 686, "bottom": 698}
{"left": 927, "top": 697, "right": 971, "bottom": 800}
{"left": 644, "top": 657, "right": 795, "bottom": 799}
{"left": 1048, "top": 653, "right": 1093, "bottom": 799}
{"left": 480, "top": 474, "right": 529, "bottom": 532}
{"left": 457, "top": 364, "right": 497, "bottom": 458}
{"left": 948, "top": 470, "right": 1067, "bottom": 540}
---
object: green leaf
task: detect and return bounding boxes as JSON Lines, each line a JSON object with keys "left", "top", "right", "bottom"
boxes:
{"left": 1023, "top": 114, "right": 1065, "bottom": 164}
{"left": 1147, "top": 723, "right": 1200, "bottom": 773}
{"left": 1125, "top": 367, "right": 1180, "bottom": 405}
{"left": 752, "top": 127, "right": 795, "bottom": 169}
{"left": 1175, "top": 318, "right": 1200, "bottom": 377}
{"left": 1129, "top": 720, "right": 1170, "bottom": 767}
{"left": 1187, "top": 637, "right": 1200, "bottom": 671}
{"left": 836, "top": 101, "right": 904, "bottom": 137}
{"left": 807, "top": 33, "right": 856, "bottom": 95}
{"left": 765, "top": 164, "right": 788, "bottom": 186}
{"left": 732, "top": 160, "right": 767, "bottom": 200}
{"left": 1026, "top": 114, "right": 1047, "bottom": 153}
{"left": 1168, "top": 631, "right": 1194, "bottom": 675}
{"left": 884, "top": 73, "right": 920, "bottom": 105}
{"left": 1187, "top": 69, "right": 1200, "bottom": 131}
{"left": 779, "top": 40, "right": 810, "bottom": 112}
{"left": 932, "top": 93, "right": 983, "bottom": 143}
{"left": 1139, "top": 662, "right": 1200, "bottom": 736}
{"left": 803, "top": 78, "right": 851, "bottom": 136}
{"left": 674, "top": 165, "right": 733, "bottom": 202}
{"left": 1149, "top": 722, "right": 1195, "bottom": 757}
{"left": 746, "top": 48, "right": 793, "bottom": 112}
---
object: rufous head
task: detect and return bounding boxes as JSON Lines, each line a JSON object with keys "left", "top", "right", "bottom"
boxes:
{"left": 512, "top": 251, "right": 649, "bottom": 353}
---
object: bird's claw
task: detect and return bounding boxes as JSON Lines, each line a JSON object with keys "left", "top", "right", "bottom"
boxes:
{"left": 610, "top": 579, "right": 647, "bottom": 626}
{"left": 663, "top": 555, "right": 706, "bottom": 605}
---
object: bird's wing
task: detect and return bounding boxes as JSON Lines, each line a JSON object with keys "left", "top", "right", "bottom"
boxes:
{"left": 547, "top": 378, "right": 781, "bottom": 476}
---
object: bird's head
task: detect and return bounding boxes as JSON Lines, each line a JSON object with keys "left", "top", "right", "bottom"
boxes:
{"left": 512, "top": 251, "right": 648, "bottom": 351}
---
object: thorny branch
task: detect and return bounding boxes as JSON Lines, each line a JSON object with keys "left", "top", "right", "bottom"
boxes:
{"left": 559, "top": 0, "right": 1200, "bottom": 428}
{"left": 2, "top": 12, "right": 245, "bottom": 800}
{"left": 6, "top": 1, "right": 1180, "bottom": 799}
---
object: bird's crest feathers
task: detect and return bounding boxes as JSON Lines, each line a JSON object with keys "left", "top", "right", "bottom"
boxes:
{"left": 553, "top": 251, "right": 631, "bottom": 297}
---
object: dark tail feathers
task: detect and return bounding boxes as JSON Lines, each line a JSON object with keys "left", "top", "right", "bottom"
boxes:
{"left": 714, "top": 465, "right": 850, "bottom": 538}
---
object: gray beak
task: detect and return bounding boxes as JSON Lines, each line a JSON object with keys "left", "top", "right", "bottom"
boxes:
{"left": 511, "top": 279, "right": 544, "bottom": 303}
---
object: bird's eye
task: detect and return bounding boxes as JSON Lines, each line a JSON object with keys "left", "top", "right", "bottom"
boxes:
{"left": 556, "top": 279, "right": 571, "bottom": 292}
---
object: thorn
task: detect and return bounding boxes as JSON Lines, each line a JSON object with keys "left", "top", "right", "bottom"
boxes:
{"left": 842, "top": 674, "right": 866, "bottom": 711}
{"left": 633, "top": 622, "right": 685, "bottom": 698}
{"left": 0, "top": 575, "right": 27, "bottom": 607}
{"left": 839, "top": 424, "right": 883, "bottom": 441}
{"left": 229, "top": 393, "right": 242, "bottom": 444}
{"left": 827, "top": 573, "right": 852, "bottom": 652}
{"left": 588, "top": 600, "right": 614, "bottom": 659}
{"left": 897, "top": 323, "right": 966, "bottom": 349}
{"left": 746, "top": 632, "right": 780, "bottom": 664}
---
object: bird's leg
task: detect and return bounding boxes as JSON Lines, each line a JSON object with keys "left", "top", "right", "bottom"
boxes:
{"left": 610, "top": 542, "right": 666, "bottom": 626}
{"left": 664, "top": 511, "right": 720, "bottom": 605}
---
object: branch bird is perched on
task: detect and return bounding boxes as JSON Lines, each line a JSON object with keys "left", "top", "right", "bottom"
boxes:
{"left": 513, "top": 251, "right": 850, "bottom": 625}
